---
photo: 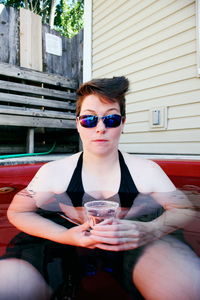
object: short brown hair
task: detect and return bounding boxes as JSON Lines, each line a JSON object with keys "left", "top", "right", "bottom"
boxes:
{"left": 76, "top": 76, "right": 129, "bottom": 117}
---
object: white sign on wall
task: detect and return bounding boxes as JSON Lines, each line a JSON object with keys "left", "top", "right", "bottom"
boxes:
{"left": 45, "top": 33, "right": 62, "bottom": 56}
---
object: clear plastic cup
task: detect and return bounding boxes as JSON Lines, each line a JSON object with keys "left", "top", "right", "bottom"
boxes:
{"left": 84, "top": 200, "right": 119, "bottom": 227}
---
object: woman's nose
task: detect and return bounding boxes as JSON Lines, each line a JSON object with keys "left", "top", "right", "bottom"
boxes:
{"left": 96, "top": 118, "right": 106, "bottom": 132}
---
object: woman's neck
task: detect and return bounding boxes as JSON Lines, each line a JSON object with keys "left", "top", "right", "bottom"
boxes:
{"left": 82, "top": 150, "right": 119, "bottom": 173}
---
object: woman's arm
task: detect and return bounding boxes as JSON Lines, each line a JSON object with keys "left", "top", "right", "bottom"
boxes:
{"left": 7, "top": 188, "right": 96, "bottom": 247}
{"left": 7, "top": 158, "right": 97, "bottom": 248}
{"left": 8, "top": 188, "right": 66, "bottom": 242}
{"left": 149, "top": 190, "right": 199, "bottom": 238}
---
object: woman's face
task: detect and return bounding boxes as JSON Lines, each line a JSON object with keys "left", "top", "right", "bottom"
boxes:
{"left": 76, "top": 94, "right": 125, "bottom": 156}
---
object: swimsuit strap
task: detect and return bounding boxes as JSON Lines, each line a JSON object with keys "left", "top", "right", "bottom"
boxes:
{"left": 66, "top": 152, "right": 84, "bottom": 207}
{"left": 118, "top": 151, "right": 139, "bottom": 207}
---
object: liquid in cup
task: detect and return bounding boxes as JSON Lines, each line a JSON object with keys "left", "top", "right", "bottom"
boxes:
{"left": 84, "top": 200, "right": 119, "bottom": 227}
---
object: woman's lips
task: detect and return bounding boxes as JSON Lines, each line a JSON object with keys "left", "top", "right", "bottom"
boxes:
{"left": 92, "top": 139, "right": 108, "bottom": 142}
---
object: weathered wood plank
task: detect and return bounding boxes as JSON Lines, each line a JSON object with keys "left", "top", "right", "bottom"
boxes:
{"left": 0, "top": 92, "right": 76, "bottom": 110}
{"left": 0, "top": 5, "right": 19, "bottom": 65}
{"left": 0, "top": 62, "right": 77, "bottom": 89}
{"left": 0, "top": 106, "right": 76, "bottom": 119}
{"left": 43, "top": 26, "right": 64, "bottom": 77}
{"left": 20, "top": 8, "right": 42, "bottom": 71}
{"left": 0, "top": 114, "right": 76, "bottom": 128}
{"left": 0, "top": 80, "right": 77, "bottom": 100}
{"left": 8, "top": 7, "right": 19, "bottom": 65}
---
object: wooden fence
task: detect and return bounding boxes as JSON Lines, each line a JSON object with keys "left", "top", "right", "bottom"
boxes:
{"left": 0, "top": 5, "right": 83, "bottom": 82}
{"left": 0, "top": 5, "right": 83, "bottom": 155}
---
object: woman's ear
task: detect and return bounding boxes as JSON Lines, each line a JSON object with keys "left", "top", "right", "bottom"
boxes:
{"left": 122, "top": 117, "right": 126, "bottom": 124}
{"left": 121, "top": 117, "right": 126, "bottom": 133}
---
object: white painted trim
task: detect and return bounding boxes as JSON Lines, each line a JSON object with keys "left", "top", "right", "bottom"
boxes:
{"left": 132, "top": 154, "right": 200, "bottom": 161}
{"left": 83, "top": 0, "right": 92, "bottom": 82}
{"left": 196, "top": 0, "right": 200, "bottom": 76}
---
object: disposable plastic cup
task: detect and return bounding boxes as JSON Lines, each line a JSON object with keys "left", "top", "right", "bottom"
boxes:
{"left": 84, "top": 200, "right": 119, "bottom": 227}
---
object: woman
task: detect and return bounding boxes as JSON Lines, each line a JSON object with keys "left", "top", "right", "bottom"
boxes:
{"left": 0, "top": 76, "right": 199, "bottom": 300}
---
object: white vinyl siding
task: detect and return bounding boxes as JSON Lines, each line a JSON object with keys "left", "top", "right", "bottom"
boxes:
{"left": 91, "top": 0, "right": 200, "bottom": 155}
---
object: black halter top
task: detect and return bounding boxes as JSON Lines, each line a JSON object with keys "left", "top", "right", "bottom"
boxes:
{"left": 66, "top": 151, "right": 139, "bottom": 208}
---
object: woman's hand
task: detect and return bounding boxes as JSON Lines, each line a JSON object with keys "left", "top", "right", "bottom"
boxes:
{"left": 89, "top": 219, "right": 158, "bottom": 251}
{"left": 58, "top": 222, "right": 99, "bottom": 248}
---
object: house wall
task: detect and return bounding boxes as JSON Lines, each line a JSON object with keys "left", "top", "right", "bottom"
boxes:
{"left": 91, "top": 0, "right": 200, "bottom": 155}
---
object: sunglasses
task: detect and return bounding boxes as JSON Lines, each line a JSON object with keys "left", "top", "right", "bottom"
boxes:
{"left": 77, "top": 114, "right": 123, "bottom": 128}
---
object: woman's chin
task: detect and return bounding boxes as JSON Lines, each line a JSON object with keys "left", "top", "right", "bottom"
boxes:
{"left": 88, "top": 146, "right": 113, "bottom": 156}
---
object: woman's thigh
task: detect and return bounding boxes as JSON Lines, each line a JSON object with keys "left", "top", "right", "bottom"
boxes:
{"left": 132, "top": 236, "right": 200, "bottom": 300}
{"left": 0, "top": 258, "right": 52, "bottom": 300}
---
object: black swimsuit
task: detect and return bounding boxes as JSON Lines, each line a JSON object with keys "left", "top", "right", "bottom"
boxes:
{"left": 66, "top": 151, "right": 139, "bottom": 207}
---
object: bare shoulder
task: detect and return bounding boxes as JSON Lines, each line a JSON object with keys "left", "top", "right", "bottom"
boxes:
{"left": 41, "top": 152, "right": 81, "bottom": 171}
{"left": 122, "top": 151, "right": 155, "bottom": 167}
{"left": 121, "top": 151, "right": 160, "bottom": 172}
{"left": 27, "top": 152, "right": 81, "bottom": 193}
{"left": 121, "top": 151, "right": 175, "bottom": 193}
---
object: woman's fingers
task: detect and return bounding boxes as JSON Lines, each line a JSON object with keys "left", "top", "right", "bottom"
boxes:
{"left": 91, "top": 220, "right": 140, "bottom": 238}
{"left": 93, "top": 222, "right": 137, "bottom": 232}
{"left": 90, "top": 235, "right": 138, "bottom": 245}
{"left": 80, "top": 221, "right": 91, "bottom": 230}
{"left": 91, "top": 228, "right": 140, "bottom": 238}
{"left": 95, "top": 242, "right": 139, "bottom": 251}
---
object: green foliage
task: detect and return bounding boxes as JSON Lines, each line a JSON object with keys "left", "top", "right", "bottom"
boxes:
{"left": 55, "top": 0, "right": 84, "bottom": 38}
{"left": 0, "top": 0, "right": 84, "bottom": 38}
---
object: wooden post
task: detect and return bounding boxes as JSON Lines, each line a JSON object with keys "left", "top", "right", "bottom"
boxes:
{"left": 27, "top": 128, "right": 34, "bottom": 153}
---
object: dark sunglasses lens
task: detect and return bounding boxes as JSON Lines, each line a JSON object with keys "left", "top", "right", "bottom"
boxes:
{"left": 103, "top": 115, "right": 122, "bottom": 127}
{"left": 79, "top": 115, "right": 98, "bottom": 128}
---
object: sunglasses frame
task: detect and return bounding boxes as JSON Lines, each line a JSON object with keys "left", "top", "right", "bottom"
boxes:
{"left": 77, "top": 114, "right": 123, "bottom": 128}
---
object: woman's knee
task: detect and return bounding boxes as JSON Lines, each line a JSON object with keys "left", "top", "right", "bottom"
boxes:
{"left": 0, "top": 258, "right": 52, "bottom": 300}
{"left": 132, "top": 237, "right": 200, "bottom": 300}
